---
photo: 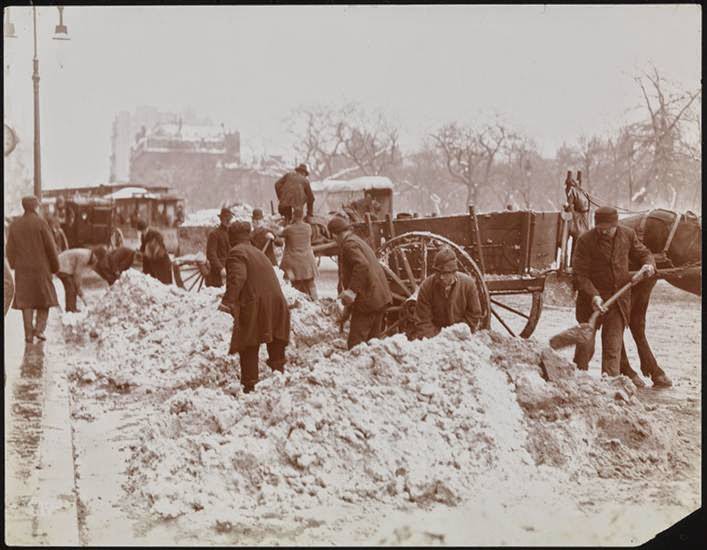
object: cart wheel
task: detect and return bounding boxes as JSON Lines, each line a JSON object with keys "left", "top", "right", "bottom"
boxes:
{"left": 376, "top": 231, "right": 491, "bottom": 337}
{"left": 488, "top": 289, "right": 543, "bottom": 338}
{"left": 173, "top": 260, "right": 207, "bottom": 292}
{"left": 110, "top": 227, "right": 124, "bottom": 250}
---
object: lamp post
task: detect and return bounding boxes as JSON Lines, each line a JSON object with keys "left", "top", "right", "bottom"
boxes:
{"left": 4, "top": 6, "right": 70, "bottom": 200}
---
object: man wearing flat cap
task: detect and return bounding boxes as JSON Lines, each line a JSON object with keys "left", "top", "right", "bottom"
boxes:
{"left": 5, "top": 196, "right": 60, "bottom": 343}
{"left": 571, "top": 206, "right": 656, "bottom": 381}
{"left": 219, "top": 221, "right": 291, "bottom": 394}
{"left": 328, "top": 215, "right": 392, "bottom": 349}
{"left": 414, "top": 246, "right": 485, "bottom": 339}
{"left": 274, "top": 163, "right": 315, "bottom": 224}
{"left": 205, "top": 207, "right": 233, "bottom": 287}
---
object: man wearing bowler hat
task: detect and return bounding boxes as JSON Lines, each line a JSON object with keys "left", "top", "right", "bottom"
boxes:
{"left": 219, "top": 221, "right": 291, "bottom": 394}
{"left": 571, "top": 206, "right": 656, "bottom": 382}
{"left": 274, "top": 163, "right": 315, "bottom": 224}
{"left": 205, "top": 207, "right": 233, "bottom": 287}
{"left": 327, "top": 215, "right": 392, "bottom": 349}
{"left": 413, "top": 246, "right": 485, "bottom": 339}
{"left": 250, "top": 208, "right": 282, "bottom": 266}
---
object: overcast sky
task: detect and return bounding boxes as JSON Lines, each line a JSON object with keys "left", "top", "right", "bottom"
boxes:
{"left": 3, "top": 4, "right": 701, "bottom": 189}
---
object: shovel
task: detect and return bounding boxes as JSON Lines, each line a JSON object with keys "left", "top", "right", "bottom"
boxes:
{"left": 549, "top": 268, "right": 652, "bottom": 350}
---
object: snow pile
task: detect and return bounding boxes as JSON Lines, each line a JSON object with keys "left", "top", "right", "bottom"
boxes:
{"left": 182, "top": 203, "right": 254, "bottom": 227}
{"left": 125, "top": 324, "right": 536, "bottom": 520}
{"left": 484, "top": 331, "right": 687, "bottom": 482}
{"left": 62, "top": 269, "right": 685, "bottom": 530}
{"left": 63, "top": 269, "right": 338, "bottom": 392}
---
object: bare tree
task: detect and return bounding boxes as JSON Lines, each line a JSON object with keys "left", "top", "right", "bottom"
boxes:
{"left": 633, "top": 66, "right": 701, "bottom": 207}
{"left": 288, "top": 103, "right": 400, "bottom": 180}
{"left": 431, "top": 121, "right": 515, "bottom": 207}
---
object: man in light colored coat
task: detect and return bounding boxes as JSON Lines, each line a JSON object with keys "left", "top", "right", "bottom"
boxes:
{"left": 56, "top": 246, "right": 106, "bottom": 312}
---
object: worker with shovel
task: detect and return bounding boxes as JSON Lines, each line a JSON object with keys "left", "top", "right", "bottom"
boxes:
{"left": 568, "top": 206, "right": 655, "bottom": 382}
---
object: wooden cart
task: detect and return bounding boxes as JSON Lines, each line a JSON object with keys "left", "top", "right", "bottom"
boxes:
{"left": 315, "top": 206, "right": 562, "bottom": 339}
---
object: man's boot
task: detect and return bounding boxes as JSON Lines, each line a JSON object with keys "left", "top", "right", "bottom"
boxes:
{"left": 266, "top": 359, "right": 284, "bottom": 374}
{"left": 21, "top": 309, "right": 34, "bottom": 344}
{"left": 34, "top": 309, "right": 49, "bottom": 341}
{"left": 242, "top": 384, "right": 255, "bottom": 394}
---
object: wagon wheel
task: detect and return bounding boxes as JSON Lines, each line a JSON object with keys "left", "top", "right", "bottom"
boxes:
{"left": 110, "top": 227, "right": 124, "bottom": 250}
{"left": 376, "top": 231, "right": 491, "bottom": 337}
{"left": 487, "top": 288, "right": 543, "bottom": 338}
{"left": 173, "top": 260, "right": 208, "bottom": 292}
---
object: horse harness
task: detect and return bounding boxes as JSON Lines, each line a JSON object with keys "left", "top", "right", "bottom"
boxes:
{"left": 636, "top": 209, "right": 685, "bottom": 268}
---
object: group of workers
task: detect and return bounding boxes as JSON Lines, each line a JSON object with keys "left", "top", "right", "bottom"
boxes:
{"left": 4, "top": 166, "right": 671, "bottom": 393}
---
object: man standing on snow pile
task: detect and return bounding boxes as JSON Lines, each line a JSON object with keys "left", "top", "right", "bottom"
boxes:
{"left": 274, "top": 163, "right": 315, "bottom": 224}
{"left": 250, "top": 208, "right": 281, "bottom": 266}
{"left": 219, "top": 221, "right": 291, "bottom": 394}
{"left": 328, "top": 216, "right": 392, "bottom": 350}
{"left": 205, "top": 207, "right": 233, "bottom": 287}
{"left": 280, "top": 206, "right": 319, "bottom": 300}
{"left": 572, "top": 206, "right": 656, "bottom": 382}
{"left": 413, "top": 246, "right": 484, "bottom": 339}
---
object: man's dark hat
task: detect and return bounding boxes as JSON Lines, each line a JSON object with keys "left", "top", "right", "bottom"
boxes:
{"left": 594, "top": 206, "right": 618, "bottom": 226}
{"left": 433, "top": 246, "right": 458, "bottom": 273}
{"left": 228, "top": 221, "right": 251, "bottom": 240}
{"left": 252, "top": 208, "right": 264, "bottom": 221}
{"left": 327, "top": 215, "right": 351, "bottom": 235}
{"left": 21, "top": 195, "right": 39, "bottom": 211}
{"left": 295, "top": 163, "right": 309, "bottom": 176}
{"left": 219, "top": 207, "right": 234, "bottom": 220}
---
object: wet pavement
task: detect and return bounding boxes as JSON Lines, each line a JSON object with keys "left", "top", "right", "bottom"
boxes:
{"left": 4, "top": 301, "right": 80, "bottom": 545}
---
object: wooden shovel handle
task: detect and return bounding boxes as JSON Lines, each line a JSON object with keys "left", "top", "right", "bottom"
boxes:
{"left": 589, "top": 269, "right": 650, "bottom": 325}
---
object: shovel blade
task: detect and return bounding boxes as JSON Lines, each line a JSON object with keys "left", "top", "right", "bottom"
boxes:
{"left": 549, "top": 323, "right": 595, "bottom": 350}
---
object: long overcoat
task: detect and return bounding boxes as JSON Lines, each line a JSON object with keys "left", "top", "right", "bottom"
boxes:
{"left": 572, "top": 225, "right": 654, "bottom": 324}
{"left": 206, "top": 225, "right": 230, "bottom": 286}
{"left": 222, "top": 242, "right": 291, "bottom": 353}
{"left": 280, "top": 222, "right": 318, "bottom": 281}
{"left": 339, "top": 233, "right": 392, "bottom": 313}
{"left": 6, "top": 211, "right": 60, "bottom": 309}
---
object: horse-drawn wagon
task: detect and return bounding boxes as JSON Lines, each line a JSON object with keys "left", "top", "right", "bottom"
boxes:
{"left": 313, "top": 206, "right": 562, "bottom": 339}
{"left": 39, "top": 195, "right": 124, "bottom": 252}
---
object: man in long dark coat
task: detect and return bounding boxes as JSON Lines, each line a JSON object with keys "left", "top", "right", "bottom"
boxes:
{"left": 5, "top": 196, "right": 60, "bottom": 343}
{"left": 328, "top": 216, "right": 392, "bottom": 349}
{"left": 274, "top": 164, "right": 315, "bottom": 223}
{"left": 572, "top": 206, "right": 655, "bottom": 380}
{"left": 219, "top": 221, "right": 291, "bottom": 394}
{"left": 205, "top": 207, "right": 233, "bottom": 287}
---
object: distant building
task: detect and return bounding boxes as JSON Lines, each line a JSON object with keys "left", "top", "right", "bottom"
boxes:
{"left": 109, "top": 106, "right": 216, "bottom": 184}
{"left": 128, "top": 119, "right": 243, "bottom": 209}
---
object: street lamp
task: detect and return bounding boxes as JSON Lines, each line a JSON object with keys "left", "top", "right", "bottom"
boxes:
{"left": 4, "top": 6, "right": 70, "bottom": 199}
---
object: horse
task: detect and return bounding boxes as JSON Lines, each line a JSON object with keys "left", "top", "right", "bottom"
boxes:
{"left": 617, "top": 209, "right": 701, "bottom": 386}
